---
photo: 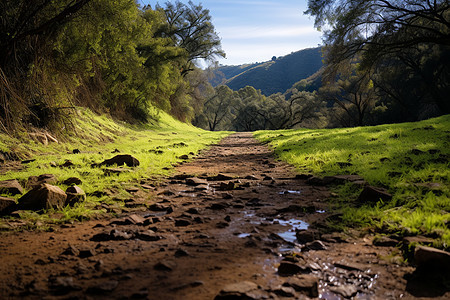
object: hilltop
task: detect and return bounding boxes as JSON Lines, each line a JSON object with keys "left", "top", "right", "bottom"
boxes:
{"left": 211, "top": 47, "right": 323, "bottom": 95}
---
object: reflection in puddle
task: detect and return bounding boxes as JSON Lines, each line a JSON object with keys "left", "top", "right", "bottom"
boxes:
{"left": 237, "top": 233, "right": 251, "bottom": 238}
{"left": 316, "top": 209, "right": 326, "bottom": 213}
{"left": 273, "top": 218, "right": 309, "bottom": 243}
{"left": 278, "top": 190, "right": 301, "bottom": 195}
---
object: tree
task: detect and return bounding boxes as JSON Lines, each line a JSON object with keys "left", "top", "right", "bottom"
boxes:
{"left": 306, "top": 0, "right": 450, "bottom": 71}
{"left": 195, "top": 85, "right": 240, "bottom": 131}
{"left": 156, "top": 1, "right": 225, "bottom": 76}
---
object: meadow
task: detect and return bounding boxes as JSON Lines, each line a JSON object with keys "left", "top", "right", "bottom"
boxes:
{"left": 0, "top": 108, "right": 229, "bottom": 227}
{"left": 255, "top": 115, "right": 450, "bottom": 249}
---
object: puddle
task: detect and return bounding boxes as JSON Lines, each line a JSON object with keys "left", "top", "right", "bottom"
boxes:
{"left": 316, "top": 209, "right": 326, "bottom": 214}
{"left": 237, "top": 233, "right": 251, "bottom": 238}
{"left": 278, "top": 190, "right": 301, "bottom": 195}
{"left": 273, "top": 218, "right": 309, "bottom": 243}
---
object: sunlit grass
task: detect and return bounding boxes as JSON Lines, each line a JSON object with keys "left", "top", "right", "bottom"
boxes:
{"left": 255, "top": 115, "right": 450, "bottom": 249}
{"left": 0, "top": 107, "right": 230, "bottom": 227}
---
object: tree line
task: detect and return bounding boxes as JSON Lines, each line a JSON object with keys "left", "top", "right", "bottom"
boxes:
{"left": 0, "top": 0, "right": 224, "bottom": 134}
{"left": 195, "top": 0, "right": 449, "bottom": 131}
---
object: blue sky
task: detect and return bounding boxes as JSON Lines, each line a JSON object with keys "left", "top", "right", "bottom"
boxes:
{"left": 139, "top": 0, "right": 323, "bottom": 66}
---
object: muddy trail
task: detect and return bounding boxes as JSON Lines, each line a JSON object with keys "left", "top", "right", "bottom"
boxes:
{"left": 0, "top": 133, "right": 447, "bottom": 299}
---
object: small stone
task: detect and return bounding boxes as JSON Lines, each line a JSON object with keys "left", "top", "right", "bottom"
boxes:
{"left": 65, "top": 185, "right": 86, "bottom": 206}
{"left": 215, "top": 281, "right": 259, "bottom": 299}
{"left": 305, "top": 240, "right": 327, "bottom": 251}
{"left": 278, "top": 262, "right": 303, "bottom": 276}
{"left": 373, "top": 236, "right": 399, "bottom": 247}
{"left": 174, "top": 249, "right": 189, "bottom": 257}
{"left": 63, "top": 177, "right": 82, "bottom": 185}
{"left": 87, "top": 280, "right": 119, "bottom": 294}
{"left": 357, "top": 186, "right": 392, "bottom": 205}
{"left": 0, "top": 179, "right": 23, "bottom": 195}
{"left": 175, "top": 219, "right": 192, "bottom": 227}
{"left": 154, "top": 261, "right": 176, "bottom": 271}
{"left": 78, "top": 248, "right": 96, "bottom": 258}
{"left": 296, "top": 230, "right": 316, "bottom": 244}
{"left": 136, "top": 230, "right": 161, "bottom": 241}
{"left": 273, "top": 286, "right": 296, "bottom": 297}
{"left": 100, "top": 154, "right": 140, "bottom": 167}
{"left": 186, "top": 177, "right": 208, "bottom": 186}
{"left": 330, "top": 285, "right": 358, "bottom": 298}
{"left": 0, "top": 197, "right": 17, "bottom": 215}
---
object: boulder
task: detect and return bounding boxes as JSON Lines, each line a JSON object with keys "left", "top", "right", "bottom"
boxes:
{"left": 357, "top": 186, "right": 392, "bottom": 205}
{"left": 100, "top": 154, "right": 140, "bottom": 167}
{"left": 0, "top": 179, "right": 24, "bottom": 195}
{"left": 18, "top": 184, "right": 67, "bottom": 211}
{"left": 414, "top": 245, "right": 450, "bottom": 269}
{"left": 0, "top": 197, "right": 17, "bottom": 215}
{"left": 65, "top": 185, "right": 86, "bottom": 206}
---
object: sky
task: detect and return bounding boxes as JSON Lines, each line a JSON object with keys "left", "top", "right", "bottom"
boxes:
{"left": 139, "top": 0, "right": 323, "bottom": 66}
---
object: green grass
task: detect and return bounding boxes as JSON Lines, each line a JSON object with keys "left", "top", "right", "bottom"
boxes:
{"left": 0, "top": 107, "right": 230, "bottom": 228}
{"left": 254, "top": 115, "right": 450, "bottom": 249}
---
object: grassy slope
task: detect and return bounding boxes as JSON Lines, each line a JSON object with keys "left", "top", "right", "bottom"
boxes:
{"left": 254, "top": 115, "right": 450, "bottom": 249}
{"left": 0, "top": 108, "right": 229, "bottom": 227}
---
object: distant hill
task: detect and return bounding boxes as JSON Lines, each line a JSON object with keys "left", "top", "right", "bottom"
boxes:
{"left": 211, "top": 47, "right": 323, "bottom": 96}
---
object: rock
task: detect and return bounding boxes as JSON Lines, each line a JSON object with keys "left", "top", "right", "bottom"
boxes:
{"left": 87, "top": 280, "right": 119, "bottom": 294}
{"left": 72, "top": 149, "right": 81, "bottom": 154}
{"left": 0, "top": 197, "right": 17, "bottom": 215}
{"left": 283, "top": 275, "right": 319, "bottom": 298}
{"left": 103, "top": 168, "right": 131, "bottom": 175}
{"left": 209, "top": 174, "right": 234, "bottom": 181}
{"left": 175, "top": 219, "right": 192, "bottom": 227}
{"left": 63, "top": 177, "right": 82, "bottom": 185}
{"left": 372, "top": 235, "right": 399, "bottom": 247}
{"left": 185, "top": 177, "right": 208, "bottom": 186}
{"left": 215, "top": 281, "right": 259, "bottom": 300}
{"left": 0, "top": 179, "right": 24, "bottom": 195}
{"left": 18, "top": 183, "right": 67, "bottom": 211}
{"left": 330, "top": 285, "right": 358, "bottom": 298}
{"left": 100, "top": 154, "right": 140, "bottom": 167}
{"left": 209, "top": 203, "right": 228, "bottom": 210}
{"left": 62, "top": 245, "right": 80, "bottom": 256}
{"left": 154, "top": 261, "right": 176, "bottom": 271}
{"left": 295, "top": 230, "right": 317, "bottom": 244}
{"left": 357, "top": 186, "right": 392, "bottom": 205}
{"left": 135, "top": 231, "right": 161, "bottom": 241}
{"left": 91, "top": 229, "right": 134, "bottom": 241}
{"left": 402, "top": 236, "right": 434, "bottom": 261}
{"left": 174, "top": 249, "right": 189, "bottom": 257}
{"left": 305, "top": 240, "right": 327, "bottom": 251}
{"left": 219, "top": 181, "right": 236, "bottom": 190}
{"left": 414, "top": 245, "right": 450, "bottom": 269}
{"left": 26, "top": 174, "right": 58, "bottom": 189}
{"left": 278, "top": 262, "right": 303, "bottom": 276}
{"left": 273, "top": 286, "right": 296, "bottom": 297}
{"left": 78, "top": 247, "right": 96, "bottom": 258}
{"left": 127, "top": 214, "right": 146, "bottom": 225}
{"left": 60, "top": 160, "right": 75, "bottom": 168}
{"left": 65, "top": 185, "right": 86, "bottom": 206}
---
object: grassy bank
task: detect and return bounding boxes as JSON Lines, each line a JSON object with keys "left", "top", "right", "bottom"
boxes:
{"left": 0, "top": 108, "right": 229, "bottom": 227}
{"left": 254, "top": 115, "right": 450, "bottom": 249}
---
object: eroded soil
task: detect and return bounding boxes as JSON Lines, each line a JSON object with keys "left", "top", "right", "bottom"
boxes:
{"left": 0, "top": 133, "right": 448, "bottom": 299}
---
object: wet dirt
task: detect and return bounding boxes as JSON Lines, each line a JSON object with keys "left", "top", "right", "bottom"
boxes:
{"left": 0, "top": 132, "right": 448, "bottom": 299}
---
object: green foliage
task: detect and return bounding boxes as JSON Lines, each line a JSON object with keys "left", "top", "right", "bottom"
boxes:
{"left": 0, "top": 0, "right": 225, "bottom": 132}
{"left": 0, "top": 107, "right": 229, "bottom": 226}
{"left": 255, "top": 115, "right": 450, "bottom": 248}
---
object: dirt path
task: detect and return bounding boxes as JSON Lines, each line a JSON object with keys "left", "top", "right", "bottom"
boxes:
{"left": 0, "top": 133, "right": 446, "bottom": 299}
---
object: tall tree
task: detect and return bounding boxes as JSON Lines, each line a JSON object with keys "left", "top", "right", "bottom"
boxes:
{"left": 156, "top": 1, "right": 225, "bottom": 76}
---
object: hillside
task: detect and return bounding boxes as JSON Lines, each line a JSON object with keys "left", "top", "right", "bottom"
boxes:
{"left": 211, "top": 47, "right": 323, "bottom": 95}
